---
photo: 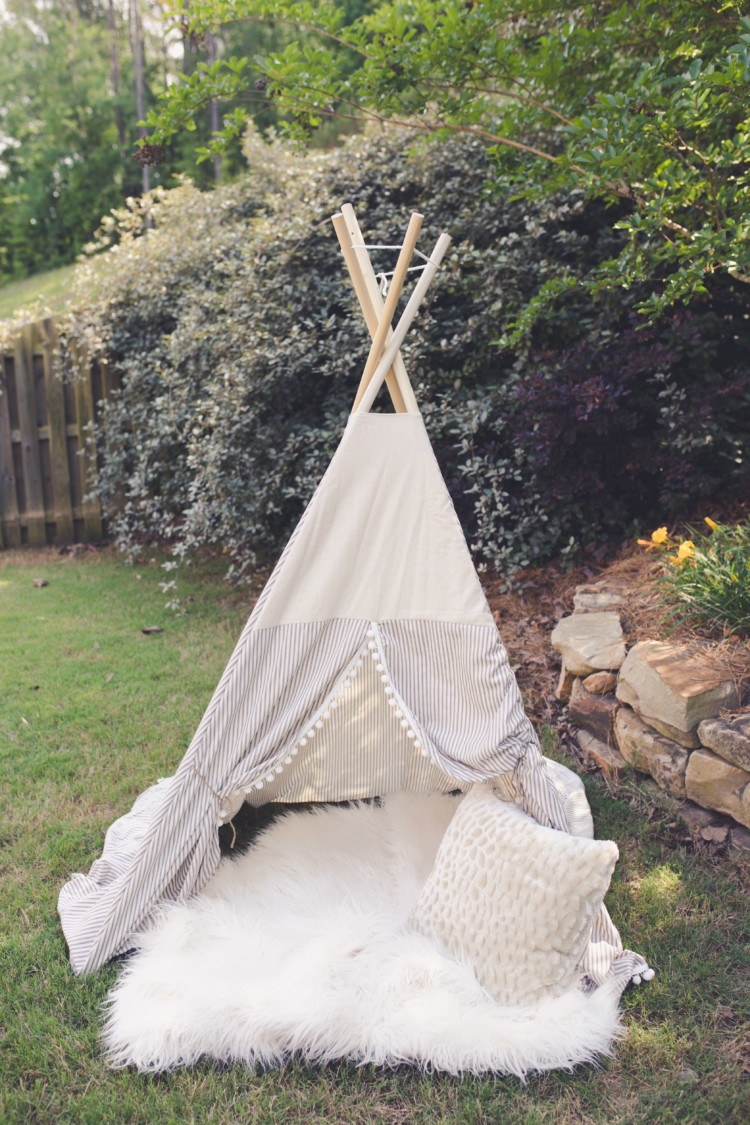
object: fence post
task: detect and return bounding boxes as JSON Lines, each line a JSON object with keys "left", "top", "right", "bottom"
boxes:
{"left": 41, "top": 317, "right": 75, "bottom": 544}
{"left": 15, "top": 325, "right": 46, "bottom": 545}
{"left": 0, "top": 356, "right": 21, "bottom": 547}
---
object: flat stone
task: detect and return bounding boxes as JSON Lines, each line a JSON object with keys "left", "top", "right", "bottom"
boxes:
{"left": 583, "top": 671, "right": 618, "bottom": 695}
{"left": 698, "top": 715, "right": 750, "bottom": 772}
{"left": 577, "top": 730, "right": 627, "bottom": 777}
{"left": 616, "top": 641, "right": 738, "bottom": 748}
{"left": 555, "top": 664, "right": 577, "bottom": 704}
{"left": 685, "top": 749, "right": 750, "bottom": 828}
{"left": 729, "top": 824, "right": 750, "bottom": 853}
{"left": 551, "top": 613, "right": 626, "bottom": 677}
{"left": 614, "top": 707, "right": 689, "bottom": 798}
{"left": 573, "top": 582, "right": 627, "bottom": 614}
{"left": 569, "top": 680, "right": 619, "bottom": 746}
{"left": 676, "top": 799, "right": 730, "bottom": 832}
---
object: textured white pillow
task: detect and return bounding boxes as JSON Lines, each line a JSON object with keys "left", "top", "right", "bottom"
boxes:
{"left": 412, "top": 784, "right": 619, "bottom": 1006}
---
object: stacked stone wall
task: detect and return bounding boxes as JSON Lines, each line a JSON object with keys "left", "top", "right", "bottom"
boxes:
{"left": 550, "top": 581, "right": 750, "bottom": 850}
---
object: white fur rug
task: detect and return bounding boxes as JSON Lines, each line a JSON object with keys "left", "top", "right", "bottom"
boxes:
{"left": 104, "top": 794, "right": 623, "bottom": 1075}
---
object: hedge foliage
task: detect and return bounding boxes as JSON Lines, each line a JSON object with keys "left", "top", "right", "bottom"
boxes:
{"left": 66, "top": 128, "right": 750, "bottom": 577}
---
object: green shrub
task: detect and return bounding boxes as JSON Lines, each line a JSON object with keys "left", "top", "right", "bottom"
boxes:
{"left": 65, "top": 127, "right": 750, "bottom": 577}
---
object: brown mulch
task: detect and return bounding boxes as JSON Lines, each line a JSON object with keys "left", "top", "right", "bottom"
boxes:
{"left": 480, "top": 550, "right": 621, "bottom": 728}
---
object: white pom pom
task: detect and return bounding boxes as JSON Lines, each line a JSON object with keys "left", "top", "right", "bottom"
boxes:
{"left": 384, "top": 687, "right": 394, "bottom": 696}
{"left": 376, "top": 663, "right": 384, "bottom": 672}
{"left": 291, "top": 747, "right": 299, "bottom": 756}
{"left": 632, "top": 974, "right": 642, "bottom": 986}
{"left": 255, "top": 780, "right": 265, "bottom": 789}
{"left": 355, "top": 659, "right": 363, "bottom": 668}
{"left": 642, "top": 967, "right": 655, "bottom": 981}
{"left": 216, "top": 818, "right": 224, "bottom": 827}
{"left": 307, "top": 729, "right": 316, "bottom": 738}
{"left": 421, "top": 748, "right": 429, "bottom": 757}
{"left": 265, "top": 774, "right": 275, "bottom": 783}
{"left": 414, "top": 741, "right": 422, "bottom": 749}
{"left": 284, "top": 756, "right": 292, "bottom": 765}
{"left": 315, "top": 720, "right": 323, "bottom": 729}
{"left": 370, "top": 652, "right": 379, "bottom": 661}
{"left": 406, "top": 730, "right": 415, "bottom": 739}
{"left": 380, "top": 674, "right": 389, "bottom": 683}
{"left": 367, "top": 640, "right": 376, "bottom": 649}
{"left": 388, "top": 698, "right": 397, "bottom": 707}
{"left": 330, "top": 699, "right": 338, "bottom": 709}
{"left": 366, "top": 627, "right": 375, "bottom": 637}
{"left": 299, "top": 737, "right": 308, "bottom": 746}
{"left": 323, "top": 710, "right": 331, "bottom": 719}
{"left": 275, "top": 765, "right": 283, "bottom": 774}
{"left": 400, "top": 719, "right": 408, "bottom": 728}
{"left": 395, "top": 709, "right": 403, "bottom": 718}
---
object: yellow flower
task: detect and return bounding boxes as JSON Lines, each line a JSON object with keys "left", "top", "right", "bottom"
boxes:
{"left": 704, "top": 517, "right": 719, "bottom": 531}
{"left": 637, "top": 538, "right": 656, "bottom": 550}
{"left": 668, "top": 540, "right": 695, "bottom": 566}
{"left": 651, "top": 526, "right": 669, "bottom": 545}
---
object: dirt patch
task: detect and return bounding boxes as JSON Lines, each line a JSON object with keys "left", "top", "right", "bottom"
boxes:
{"left": 0, "top": 543, "right": 115, "bottom": 569}
{"left": 481, "top": 552, "right": 624, "bottom": 726}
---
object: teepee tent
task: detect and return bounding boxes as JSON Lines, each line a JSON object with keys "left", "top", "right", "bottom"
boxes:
{"left": 59, "top": 208, "right": 648, "bottom": 1052}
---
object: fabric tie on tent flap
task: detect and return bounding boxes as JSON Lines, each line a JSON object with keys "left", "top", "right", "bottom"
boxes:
{"left": 192, "top": 765, "right": 237, "bottom": 848}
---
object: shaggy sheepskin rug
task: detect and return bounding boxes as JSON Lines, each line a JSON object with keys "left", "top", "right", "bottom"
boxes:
{"left": 103, "top": 794, "right": 623, "bottom": 1075}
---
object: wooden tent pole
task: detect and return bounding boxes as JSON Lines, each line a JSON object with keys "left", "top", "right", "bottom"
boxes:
{"left": 331, "top": 213, "right": 407, "bottom": 414}
{"left": 355, "top": 232, "right": 452, "bottom": 415}
{"left": 340, "top": 204, "right": 420, "bottom": 413}
{"left": 353, "top": 212, "right": 423, "bottom": 409}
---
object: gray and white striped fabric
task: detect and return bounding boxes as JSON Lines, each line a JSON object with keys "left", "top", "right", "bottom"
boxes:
{"left": 58, "top": 410, "right": 646, "bottom": 989}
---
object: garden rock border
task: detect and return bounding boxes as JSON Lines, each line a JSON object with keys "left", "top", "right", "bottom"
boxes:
{"left": 550, "top": 579, "right": 750, "bottom": 845}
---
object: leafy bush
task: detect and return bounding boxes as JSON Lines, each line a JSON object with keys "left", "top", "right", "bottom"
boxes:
{"left": 65, "top": 127, "right": 750, "bottom": 577}
{"left": 457, "top": 296, "right": 750, "bottom": 569}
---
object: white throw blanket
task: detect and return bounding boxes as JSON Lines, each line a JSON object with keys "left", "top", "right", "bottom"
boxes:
{"left": 104, "top": 793, "right": 623, "bottom": 1075}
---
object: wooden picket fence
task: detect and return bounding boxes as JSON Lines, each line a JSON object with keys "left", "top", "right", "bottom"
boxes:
{"left": 0, "top": 317, "right": 117, "bottom": 549}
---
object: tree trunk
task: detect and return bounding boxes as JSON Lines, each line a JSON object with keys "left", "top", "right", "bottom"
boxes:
{"left": 132, "top": 0, "right": 150, "bottom": 199}
{"left": 208, "top": 31, "right": 221, "bottom": 184}
{"left": 108, "top": 0, "right": 127, "bottom": 159}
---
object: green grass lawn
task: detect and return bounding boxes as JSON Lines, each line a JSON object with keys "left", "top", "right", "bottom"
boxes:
{"left": 0, "top": 264, "right": 78, "bottom": 321}
{"left": 1, "top": 549, "right": 748, "bottom": 1124}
